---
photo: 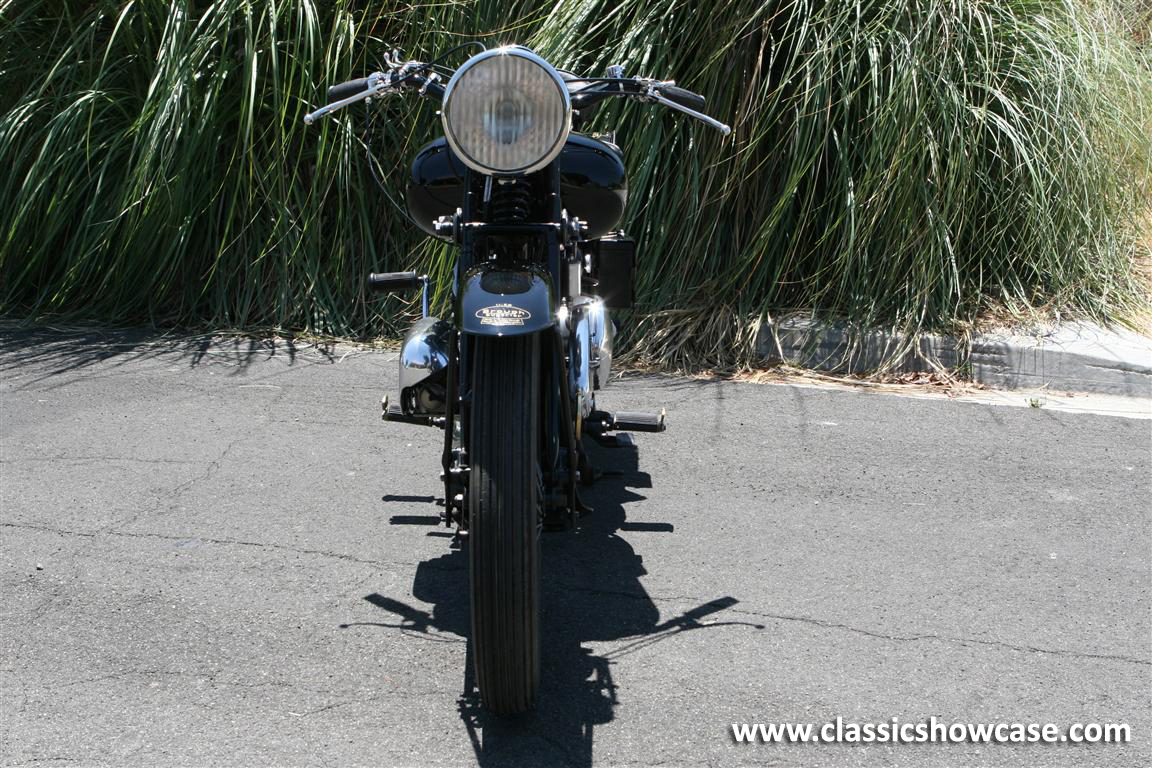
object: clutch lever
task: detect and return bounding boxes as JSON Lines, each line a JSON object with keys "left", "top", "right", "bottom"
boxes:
{"left": 643, "top": 82, "right": 731, "bottom": 135}
{"left": 303, "top": 72, "right": 393, "bottom": 125}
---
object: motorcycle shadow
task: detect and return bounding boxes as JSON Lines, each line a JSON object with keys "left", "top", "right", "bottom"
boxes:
{"left": 363, "top": 437, "right": 757, "bottom": 767}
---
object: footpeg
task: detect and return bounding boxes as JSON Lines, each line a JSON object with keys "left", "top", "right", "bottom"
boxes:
{"left": 381, "top": 395, "right": 444, "bottom": 428}
{"left": 613, "top": 410, "right": 666, "bottom": 432}
{"left": 584, "top": 408, "right": 666, "bottom": 435}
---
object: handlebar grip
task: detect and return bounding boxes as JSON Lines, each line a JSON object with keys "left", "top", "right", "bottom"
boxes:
{"left": 368, "top": 271, "right": 423, "bottom": 293}
{"left": 327, "top": 77, "right": 372, "bottom": 102}
{"left": 660, "top": 85, "right": 706, "bottom": 112}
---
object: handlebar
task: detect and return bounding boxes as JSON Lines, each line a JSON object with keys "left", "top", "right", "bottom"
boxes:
{"left": 659, "top": 85, "right": 706, "bottom": 113}
{"left": 303, "top": 65, "right": 447, "bottom": 125}
{"left": 566, "top": 77, "right": 728, "bottom": 134}
{"left": 328, "top": 77, "right": 375, "bottom": 102}
{"left": 305, "top": 62, "right": 729, "bottom": 135}
{"left": 646, "top": 86, "right": 730, "bottom": 134}
{"left": 368, "top": 271, "right": 425, "bottom": 292}
{"left": 304, "top": 73, "right": 389, "bottom": 124}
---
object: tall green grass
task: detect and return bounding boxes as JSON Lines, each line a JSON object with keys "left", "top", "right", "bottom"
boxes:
{"left": 1, "top": 1, "right": 1149, "bottom": 368}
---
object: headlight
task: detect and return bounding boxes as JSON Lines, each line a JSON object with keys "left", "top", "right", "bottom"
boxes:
{"left": 442, "top": 47, "right": 571, "bottom": 175}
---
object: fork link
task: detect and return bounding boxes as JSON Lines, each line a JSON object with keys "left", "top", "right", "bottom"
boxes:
{"left": 441, "top": 328, "right": 463, "bottom": 529}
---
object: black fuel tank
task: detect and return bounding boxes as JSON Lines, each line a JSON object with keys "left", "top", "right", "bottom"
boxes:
{"left": 405, "top": 134, "right": 628, "bottom": 240}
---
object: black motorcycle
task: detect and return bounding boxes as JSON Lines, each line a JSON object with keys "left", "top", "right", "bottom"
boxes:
{"left": 305, "top": 44, "right": 728, "bottom": 714}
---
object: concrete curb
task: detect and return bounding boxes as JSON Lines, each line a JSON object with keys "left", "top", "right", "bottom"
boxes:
{"left": 756, "top": 319, "right": 1152, "bottom": 397}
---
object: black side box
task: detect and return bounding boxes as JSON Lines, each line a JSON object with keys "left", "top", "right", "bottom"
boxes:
{"left": 589, "top": 231, "right": 635, "bottom": 309}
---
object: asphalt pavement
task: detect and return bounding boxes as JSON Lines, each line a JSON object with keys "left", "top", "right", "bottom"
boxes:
{"left": 1, "top": 328, "right": 1149, "bottom": 767}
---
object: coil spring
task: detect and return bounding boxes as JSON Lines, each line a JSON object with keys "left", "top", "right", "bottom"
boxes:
{"left": 489, "top": 180, "right": 532, "bottom": 223}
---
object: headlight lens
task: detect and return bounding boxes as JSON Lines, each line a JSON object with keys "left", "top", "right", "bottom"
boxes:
{"left": 442, "top": 47, "right": 571, "bottom": 175}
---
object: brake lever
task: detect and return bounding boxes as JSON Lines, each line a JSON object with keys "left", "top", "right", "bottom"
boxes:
{"left": 641, "top": 82, "right": 731, "bottom": 135}
{"left": 303, "top": 72, "right": 393, "bottom": 125}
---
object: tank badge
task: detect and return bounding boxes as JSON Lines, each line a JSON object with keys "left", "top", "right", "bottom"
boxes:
{"left": 476, "top": 304, "right": 531, "bottom": 326}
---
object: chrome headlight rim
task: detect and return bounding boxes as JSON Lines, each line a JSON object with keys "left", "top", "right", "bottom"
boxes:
{"left": 442, "top": 46, "right": 572, "bottom": 176}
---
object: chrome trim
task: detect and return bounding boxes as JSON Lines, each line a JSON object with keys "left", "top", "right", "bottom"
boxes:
{"left": 572, "top": 299, "right": 613, "bottom": 418}
{"left": 573, "top": 306, "right": 594, "bottom": 418}
{"left": 441, "top": 46, "right": 572, "bottom": 176}
{"left": 588, "top": 299, "right": 613, "bottom": 390}
{"left": 399, "top": 317, "right": 451, "bottom": 394}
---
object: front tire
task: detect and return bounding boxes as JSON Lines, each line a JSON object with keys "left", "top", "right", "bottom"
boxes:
{"left": 468, "top": 334, "right": 540, "bottom": 714}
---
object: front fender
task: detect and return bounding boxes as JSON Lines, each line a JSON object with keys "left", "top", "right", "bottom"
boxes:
{"left": 457, "top": 265, "right": 555, "bottom": 336}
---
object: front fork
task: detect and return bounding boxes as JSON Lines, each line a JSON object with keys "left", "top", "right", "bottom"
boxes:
{"left": 440, "top": 325, "right": 582, "bottom": 532}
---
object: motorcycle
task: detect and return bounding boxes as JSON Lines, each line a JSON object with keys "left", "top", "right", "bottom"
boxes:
{"left": 304, "top": 44, "right": 729, "bottom": 714}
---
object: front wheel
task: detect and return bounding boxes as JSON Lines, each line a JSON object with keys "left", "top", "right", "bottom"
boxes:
{"left": 468, "top": 334, "right": 541, "bottom": 714}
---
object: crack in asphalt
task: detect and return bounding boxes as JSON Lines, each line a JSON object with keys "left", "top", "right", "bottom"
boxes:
{"left": 99, "top": 387, "right": 289, "bottom": 534}
{"left": 0, "top": 521, "right": 393, "bottom": 570}
{"left": 724, "top": 607, "right": 1152, "bottom": 667}
{"left": 33, "top": 669, "right": 366, "bottom": 700}
{"left": 0, "top": 456, "right": 204, "bottom": 466}
{"left": 8, "top": 524, "right": 1145, "bottom": 671}
{"left": 43, "top": 669, "right": 190, "bottom": 690}
{"left": 290, "top": 700, "right": 368, "bottom": 719}
{"left": 553, "top": 583, "right": 1152, "bottom": 668}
